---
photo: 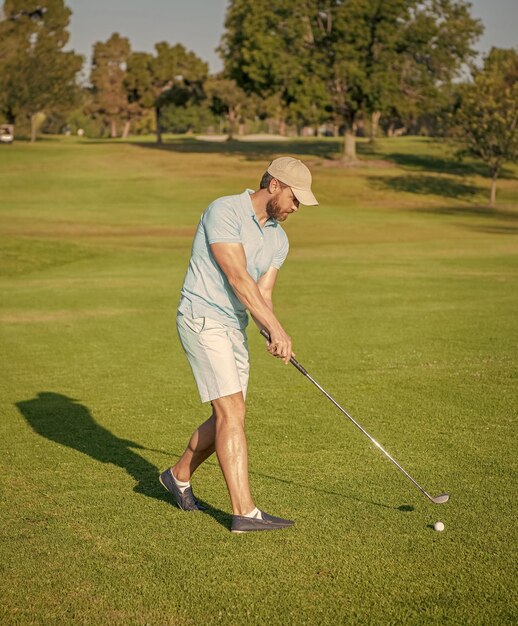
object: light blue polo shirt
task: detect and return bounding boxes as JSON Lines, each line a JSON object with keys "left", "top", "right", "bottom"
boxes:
{"left": 178, "top": 189, "right": 289, "bottom": 329}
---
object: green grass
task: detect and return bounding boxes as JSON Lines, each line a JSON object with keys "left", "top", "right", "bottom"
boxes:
{"left": 1, "top": 135, "right": 517, "bottom": 625}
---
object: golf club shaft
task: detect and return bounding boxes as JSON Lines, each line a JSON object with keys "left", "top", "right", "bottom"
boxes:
{"left": 260, "top": 329, "right": 438, "bottom": 503}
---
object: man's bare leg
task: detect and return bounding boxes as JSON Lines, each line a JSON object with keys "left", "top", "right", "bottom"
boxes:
{"left": 171, "top": 392, "right": 254, "bottom": 515}
{"left": 212, "top": 392, "right": 254, "bottom": 515}
{"left": 172, "top": 413, "right": 216, "bottom": 482}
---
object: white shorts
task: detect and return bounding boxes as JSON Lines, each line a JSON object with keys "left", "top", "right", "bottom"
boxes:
{"left": 176, "top": 314, "right": 249, "bottom": 403}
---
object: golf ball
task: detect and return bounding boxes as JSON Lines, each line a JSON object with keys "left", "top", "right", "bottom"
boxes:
{"left": 434, "top": 521, "right": 445, "bottom": 532}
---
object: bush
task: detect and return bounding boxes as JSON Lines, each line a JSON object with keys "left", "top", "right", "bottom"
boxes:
{"left": 160, "top": 104, "right": 219, "bottom": 134}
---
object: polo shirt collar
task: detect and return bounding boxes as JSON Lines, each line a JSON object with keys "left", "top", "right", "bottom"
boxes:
{"left": 241, "top": 189, "right": 277, "bottom": 228}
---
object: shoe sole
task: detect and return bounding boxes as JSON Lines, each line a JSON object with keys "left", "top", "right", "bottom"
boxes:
{"left": 231, "top": 526, "right": 292, "bottom": 534}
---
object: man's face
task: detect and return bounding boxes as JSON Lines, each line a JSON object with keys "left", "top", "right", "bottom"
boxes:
{"left": 266, "top": 184, "right": 300, "bottom": 222}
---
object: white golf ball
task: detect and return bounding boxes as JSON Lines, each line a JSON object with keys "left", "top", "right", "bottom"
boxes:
{"left": 434, "top": 521, "right": 445, "bottom": 532}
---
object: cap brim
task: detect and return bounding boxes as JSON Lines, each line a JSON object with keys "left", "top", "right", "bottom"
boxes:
{"left": 292, "top": 187, "right": 319, "bottom": 206}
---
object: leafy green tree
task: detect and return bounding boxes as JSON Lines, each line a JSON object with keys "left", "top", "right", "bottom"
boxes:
{"left": 124, "top": 51, "right": 155, "bottom": 136}
{"left": 451, "top": 48, "right": 518, "bottom": 206}
{"left": 257, "top": 93, "right": 285, "bottom": 134}
{"left": 312, "top": 0, "right": 482, "bottom": 159}
{"left": 87, "top": 33, "right": 131, "bottom": 138}
{"left": 204, "top": 76, "right": 252, "bottom": 140}
{"left": 220, "top": 0, "right": 481, "bottom": 158}
{"left": 0, "top": 0, "right": 82, "bottom": 141}
{"left": 220, "top": 0, "right": 326, "bottom": 135}
{"left": 124, "top": 43, "right": 207, "bottom": 143}
{"left": 285, "top": 72, "right": 330, "bottom": 135}
{"left": 388, "top": 0, "right": 483, "bottom": 137}
{"left": 153, "top": 43, "right": 208, "bottom": 143}
{"left": 160, "top": 102, "right": 217, "bottom": 134}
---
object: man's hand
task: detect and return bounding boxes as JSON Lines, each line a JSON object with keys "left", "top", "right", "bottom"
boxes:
{"left": 266, "top": 327, "right": 293, "bottom": 365}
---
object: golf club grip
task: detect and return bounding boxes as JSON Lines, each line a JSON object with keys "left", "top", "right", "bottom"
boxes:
{"left": 259, "top": 328, "right": 309, "bottom": 376}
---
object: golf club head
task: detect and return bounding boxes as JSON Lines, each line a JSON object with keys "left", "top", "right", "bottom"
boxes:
{"left": 431, "top": 493, "right": 449, "bottom": 504}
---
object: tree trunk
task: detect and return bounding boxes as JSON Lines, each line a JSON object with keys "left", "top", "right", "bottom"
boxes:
{"left": 155, "top": 106, "right": 162, "bottom": 144}
{"left": 490, "top": 171, "right": 498, "bottom": 207}
{"left": 238, "top": 121, "right": 245, "bottom": 136}
{"left": 30, "top": 114, "right": 38, "bottom": 143}
{"left": 122, "top": 120, "right": 131, "bottom": 139}
{"left": 370, "top": 111, "right": 381, "bottom": 143}
{"left": 342, "top": 122, "right": 357, "bottom": 162}
{"left": 110, "top": 119, "right": 118, "bottom": 138}
{"left": 227, "top": 110, "right": 236, "bottom": 141}
{"left": 279, "top": 119, "right": 286, "bottom": 136}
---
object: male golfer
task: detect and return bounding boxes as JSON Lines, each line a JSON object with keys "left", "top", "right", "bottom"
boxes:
{"left": 160, "top": 157, "right": 318, "bottom": 533}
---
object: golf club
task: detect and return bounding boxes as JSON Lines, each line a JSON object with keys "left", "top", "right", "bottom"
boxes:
{"left": 260, "top": 329, "right": 449, "bottom": 505}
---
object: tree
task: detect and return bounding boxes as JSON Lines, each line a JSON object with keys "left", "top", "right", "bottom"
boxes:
{"left": 390, "top": 0, "right": 483, "bottom": 136}
{"left": 151, "top": 43, "right": 208, "bottom": 143}
{"left": 220, "top": 0, "right": 482, "bottom": 159}
{"left": 220, "top": 0, "right": 326, "bottom": 136}
{"left": 451, "top": 48, "right": 518, "bottom": 206}
{"left": 311, "top": 0, "right": 482, "bottom": 160}
{"left": 204, "top": 76, "right": 251, "bottom": 140}
{"left": 0, "top": 0, "right": 82, "bottom": 141}
{"left": 124, "top": 51, "right": 155, "bottom": 136}
{"left": 159, "top": 102, "right": 217, "bottom": 134}
{"left": 88, "top": 33, "right": 131, "bottom": 138}
{"left": 124, "top": 43, "right": 208, "bottom": 143}
{"left": 285, "top": 72, "right": 331, "bottom": 135}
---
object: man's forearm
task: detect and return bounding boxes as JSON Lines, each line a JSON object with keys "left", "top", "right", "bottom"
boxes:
{"left": 228, "top": 273, "right": 281, "bottom": 333}
{"left": 252, "top": 296, "right": 273, "bottom": 330}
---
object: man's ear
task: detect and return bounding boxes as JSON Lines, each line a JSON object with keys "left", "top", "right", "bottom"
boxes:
{"left": 268, "top": 178, "right": 281, "bottom": 194}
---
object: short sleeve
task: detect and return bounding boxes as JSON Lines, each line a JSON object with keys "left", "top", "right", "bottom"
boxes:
{"left": 203, "top": 201, "right": 242, "bottom": 244}
{"left": 271, "top": 228, "right": 289, "bottom": 270}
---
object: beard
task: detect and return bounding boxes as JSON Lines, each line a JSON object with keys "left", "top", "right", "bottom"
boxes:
{"left": 266, "top": 196, "right": 286, "bottom": 222}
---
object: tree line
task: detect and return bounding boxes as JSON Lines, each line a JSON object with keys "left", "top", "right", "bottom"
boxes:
{"left": 0, "top": 0, "right": 517, "bottom": 203}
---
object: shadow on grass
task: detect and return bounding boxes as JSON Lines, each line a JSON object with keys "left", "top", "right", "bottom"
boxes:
{"left": 384, "top": 151, "right": 486, "bottom": 176}
{"left": 370, "top": 175, "right": 518, "bottom": 227}
{"left": 145, "top": 447, "right": 411, "bottom": 512}
{"left": 248, "top": 468, "right": 413, "bottom": 512}
{"left": 370, "top": 174, "right": 480, "bottom": 199}
{"left": 142, "top": 137, "right": 339, "bottom": 160}
{"left": 11, "top": 135, "right": 64, "bottom": 143}
{"left": 411, "top": 204, "right": 518, "bottom": 223}
{"left": 15, "top": 392, "right": 230, "bottom": 528}
{"left": 382, "top": 151, "right": 518, "bottom": 180}
{"left": 83, "top": 136, "right": 343, "bottom": 161}
{"left": 458, "top": 222, "right": 518, "bottom": 234}
{"left": 15, "top": 392, "right": 412, "bottom": 523}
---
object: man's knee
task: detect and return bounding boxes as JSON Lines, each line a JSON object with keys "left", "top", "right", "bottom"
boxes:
{"left": 212, "top": 392, "right": 246, "bottom": 424}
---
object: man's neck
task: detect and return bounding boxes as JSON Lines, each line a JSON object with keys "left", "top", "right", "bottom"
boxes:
{"left": 250, "top": 189, "right": 270, "bottom": 227}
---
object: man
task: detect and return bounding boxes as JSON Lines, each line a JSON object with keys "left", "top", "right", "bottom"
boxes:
{"left": 160, "top": 157, "right": 318, "bottom": 533}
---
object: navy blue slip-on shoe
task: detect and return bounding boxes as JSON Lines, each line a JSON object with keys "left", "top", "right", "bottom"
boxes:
{"left": 159, "top": 468, "right": 206, "bottom": 511}
{"left": 231, "top": 511, "right": 294, "bottom": 533}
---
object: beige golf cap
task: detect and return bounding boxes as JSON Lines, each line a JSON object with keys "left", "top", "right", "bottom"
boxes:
{"left": 267, "top": 156, "right": 318, "bottom": 206}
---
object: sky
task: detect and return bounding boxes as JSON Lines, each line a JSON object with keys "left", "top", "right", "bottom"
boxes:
{"left": 66, "top": 0, "right": 517, "bottom": 72}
